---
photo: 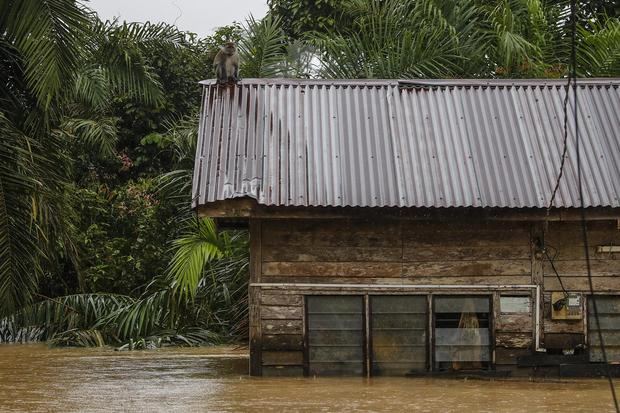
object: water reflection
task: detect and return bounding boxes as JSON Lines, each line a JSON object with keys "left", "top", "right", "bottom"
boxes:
{"left": 0, "top": 344, "right": 617, "bottom": 412}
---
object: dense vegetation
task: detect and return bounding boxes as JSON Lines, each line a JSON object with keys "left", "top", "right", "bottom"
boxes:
{"left": 1, "top": 0, "right": 618, "bottom": 348}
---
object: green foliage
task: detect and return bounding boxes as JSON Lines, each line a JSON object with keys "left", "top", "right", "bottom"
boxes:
{"left": 1, "top": 220, "right": 249, "bottom": 347}
{"left": 0, "top": 0, "right": 90, "bottom": 109}
{"left": 577, "top": 18, "right": 620, "bottom": 76}
{"left": 239, "top": 14, "right": 289, "bottom": 78}
{"left": 70, "top": 179, "right": 176, "bottom": 295}
{"left": 267, "top": 0, "right": 347, "bottom": 39}
{"left": 269, "top": 0, "right": 620, "bottom": 79}
{"left": 168, "top": 218, "right": 224, "bottom": 301}
{"left": 0, "top": 114, "right": 43, "bottom": 315}
{"left": 311, "top": 0, "right": 466, "bottom": 78}
{"left": 2, "top": 0, "right": 619, "bottom": 350}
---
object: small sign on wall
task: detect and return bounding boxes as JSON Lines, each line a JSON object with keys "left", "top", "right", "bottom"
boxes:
{"left": 500, "top": 296, "right": 531, "bottom": 313}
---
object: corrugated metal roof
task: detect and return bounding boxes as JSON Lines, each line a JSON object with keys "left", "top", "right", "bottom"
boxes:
{"left": 192, "top": 78, "right": 620, "bottom": 209}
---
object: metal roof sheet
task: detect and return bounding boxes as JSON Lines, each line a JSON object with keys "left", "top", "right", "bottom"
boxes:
{"left": 192, "top": 78, "right": 620, "bottom": 209}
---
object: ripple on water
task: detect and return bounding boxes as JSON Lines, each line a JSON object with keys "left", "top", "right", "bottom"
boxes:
{"left": 0, "top": 344, "right": 617, "bottom": 412}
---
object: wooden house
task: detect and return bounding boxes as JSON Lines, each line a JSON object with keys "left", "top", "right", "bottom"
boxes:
{"left": 192, "top": 78, "right": 620, "bottom": 377}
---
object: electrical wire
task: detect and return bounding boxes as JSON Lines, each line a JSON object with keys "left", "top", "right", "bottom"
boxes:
{"left": 543, "top": 248, "right": 568, "bottom": 298}
{"left": 569, "top": 0, "right": 619, "bottom": 409}
{"left": 547, "top": 81, "right": 571, "bottom": 212}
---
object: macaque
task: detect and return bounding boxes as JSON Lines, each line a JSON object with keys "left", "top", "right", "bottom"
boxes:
{"left": 213, "top": 42, "right": 240, "bottom": 84}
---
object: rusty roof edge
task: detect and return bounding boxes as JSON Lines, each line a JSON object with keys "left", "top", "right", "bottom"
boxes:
{"left": 199, "top": 78, "right": 620, "bottom": 87}
{"left": 198, "top": 78, "right": 401, "bottom": 86}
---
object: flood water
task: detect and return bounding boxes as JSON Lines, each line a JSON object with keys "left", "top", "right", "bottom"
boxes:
{"left": 0, "top": 344, "right": 618, "bottom": 412}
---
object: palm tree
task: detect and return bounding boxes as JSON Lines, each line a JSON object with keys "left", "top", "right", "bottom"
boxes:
{"left": 0, "top": 0, "right": 89, "bottom": 316}
{"left": 0, "top": 0, "right": 184, "bottom": 315}
{"left": 307, "top": 0, "right": 620, "bottom": 79}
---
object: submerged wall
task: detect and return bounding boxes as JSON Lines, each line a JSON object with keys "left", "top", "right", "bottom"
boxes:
{"left": 247, "top": 217, "right": 620, "bottom": 377}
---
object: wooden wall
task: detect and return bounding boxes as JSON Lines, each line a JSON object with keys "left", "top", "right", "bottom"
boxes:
{"left": 261, "top": 219, "right": 533, "bottom": 285}
{"left": 249, "top": 217, "right": 620, "bottom": 375}
{"left": 540, "top": 221, "right": 620, "bottom": 350}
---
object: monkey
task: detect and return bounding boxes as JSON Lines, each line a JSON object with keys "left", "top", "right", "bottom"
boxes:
{"left": 213, "top": 42, "right": 240, "bottom": 84}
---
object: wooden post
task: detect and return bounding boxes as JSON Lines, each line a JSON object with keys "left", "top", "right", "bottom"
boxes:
{"left": 249, "top": 219, "right": 262, "bottom": 376}
{"left": 531, "top": 223, "right": 544, "bottom": 347}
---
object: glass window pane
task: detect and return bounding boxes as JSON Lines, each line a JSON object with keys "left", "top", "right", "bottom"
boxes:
{"left": 434, "top": 296, "right": 491, "bottom": 371}
{"left": 500, "top": 296, "right": 531, "bottom": 313}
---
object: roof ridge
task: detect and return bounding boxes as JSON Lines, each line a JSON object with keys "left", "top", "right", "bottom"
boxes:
{"left": 199, "top": 78, "right": 620, "bottom": 87}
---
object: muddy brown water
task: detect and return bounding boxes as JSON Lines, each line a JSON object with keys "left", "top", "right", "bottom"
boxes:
{"left": 0, "top": 344, "right": 618, "bottom": 412}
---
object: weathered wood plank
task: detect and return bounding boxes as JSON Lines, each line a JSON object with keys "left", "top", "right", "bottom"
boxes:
{"left": 263, "top": 246, "right": 402, "bottom": 262}
{"left": 261, "top": 275, "right": 533, "bottom": 285}
{"left": 495, "top": 348, "right": 532, "bottom": 365}
{"left": 262, "top": 351, "right": 304, "bottom": 366}
{"left": 542, "top": 260, "right": 620, "bottom": 277}
{"left": 261, "top": 293, "right": 303, "bottom": 306}
{"left": 496, "top": 332, "right": 533, "bottom": 348}
{"left": 249, "top": 219, "right": 262, "bottom": 376}
{"left": 261, "top": 305, "right": 303, "bottom": 320}
{"left": 402, "top": 260, "right": 531, "bottom": 277}
{"left": 196, "top": 198, "right": 256, "bottom": 218}
{"left": 403, "top": 229, "right": 530, "bottom": 247}
{"left": 544, "top": 277, "right": 620, "bottom": 291}
{"left": 262, "top": 262, "right": 402, "bottom": 277}
{"left": 262, "top": 220, "right": 401, "bottom": 247}
{"left": 262, "top": 334, "right": 304, "bottom": 350}
{"left": 496, "top": 313, "right": 533, "bottom": 333}
{"left": 403, "top": 246, "right": 531, "bottom": 261}
{"left": 547, "top": 221, "right": 618, "bottom": 232}
{"left": 539, "top": 246, "right": 617, "bottom": 261}
{"left": 261, "top": 319, "right": 303, "bottom": 334}
{"left": 544, "top": 320, "right": 584, "bottom": 334}
{"left": 544, "top": 333, "right": 584, "bottom": 349}
{"left": 400, "top": 221, "right": 531, "bottom": 235}
{"left": 544, "top": 233, "right": 620, "bottom": 251}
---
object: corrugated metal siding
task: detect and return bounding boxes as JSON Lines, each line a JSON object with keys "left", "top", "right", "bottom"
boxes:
{"left": 192, "top": 79, "right": 620, "bottom": 209}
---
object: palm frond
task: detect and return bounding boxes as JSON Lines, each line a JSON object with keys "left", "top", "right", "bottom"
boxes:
{"left": 0, "top": 114, "right": 43, "bottom": 316}
{"left": 0, "top": 293, "right": 133, "bottom": 343}
{"left": 62, "top": 116, "right": 119, "bottom": 157}
{"left": 167, "top": 218, "right": 225, "bottom": 301}
{"left": 0, "top": 0, "right": 90, "bottom": 108}
{"left": 239, "top": 14, "right": 288, "bottom": 78}
{"left": 74, "top": 66, "right": 111, "bottom": 110}
{"left": 577, "top": 18, "right": 620, "bottom": 76}
{"left": 313, "top": 0, "right": 463, "bottom": 79}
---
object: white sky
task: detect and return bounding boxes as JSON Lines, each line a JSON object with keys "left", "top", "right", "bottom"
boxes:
{"left": 87, "top": 0, "right": 269, "bottom": 38}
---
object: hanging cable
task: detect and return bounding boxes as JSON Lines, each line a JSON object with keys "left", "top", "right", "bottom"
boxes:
{"left": 547, "top": 80, "right": 571, "bottom": 214}
{"left": 542, "top": 245, "right": 569, "bottom": 300}
{"left": 568, "top": 0, "right": 619, "bottom": 409}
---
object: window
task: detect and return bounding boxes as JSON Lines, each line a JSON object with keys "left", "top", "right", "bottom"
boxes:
{"left": 500, "top": 295, "right": 531, "bottom": 313}
{"left": 588, "top": 295, "right": 620, "bottom": 363}
{"left": 370, "top": 296, "right": 427, "bottom": 375}
{"left": 306, "top": 296, "right": 365, "bottom": 376}
{"left": 304, "top": 294, "right": 493, "bottom": 376}
{"left": 433, "top": 296, "right": 491, "bottom": 371}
